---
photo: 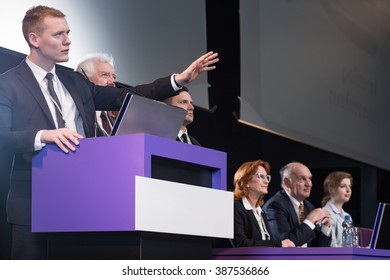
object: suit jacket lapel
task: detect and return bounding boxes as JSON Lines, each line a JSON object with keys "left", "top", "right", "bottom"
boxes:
{"left": 189, "top": 134, "right": 201, "bottom": 146}
{"left": 261, "top": 211, "right": 273, "bottom": 239}
{"left": 16, "top": 61, "right": 57, "bottom": 128}
{"left": 280, "top": 189, "right": 300, "bottom": 225}
{"left": 56, "top": 69, "right": 91, "bottom": 136}
{"left": 303, "top": 200, "right": 309, "bottom": 219}
{"left": 246, "top": 208, "right": 262, "bottom": 236}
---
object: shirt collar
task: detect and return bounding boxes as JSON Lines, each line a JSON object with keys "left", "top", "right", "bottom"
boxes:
{"left": 242, "top": 197, "right": 262, "bottom": 213}
{"left": 178, "top": 128, "right": 188, "bottom": 137}
{"left": 327, "top": 200, "right": 346, "bottom": 217}
{"left": 26, "top": 56, "right": 56, "bottom": 82}
{"left": 283, "top": 187, "right": 301, "bottom": 208}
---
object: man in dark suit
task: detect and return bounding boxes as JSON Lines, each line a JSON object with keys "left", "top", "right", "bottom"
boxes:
{"left": 76, "top": 52, "right": 119, "bottom": 136}
{"left": 0, "top": 5, "right": 218, "bottom": 259}
{"left": 164, "top": 86, "right": 201, "bottom": 146}
{"left": 263, "top": 162, "right": 332, "bottom": 247}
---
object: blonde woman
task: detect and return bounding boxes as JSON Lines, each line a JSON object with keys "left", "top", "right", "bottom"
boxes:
{"left": 322, "top": 171, "right": 353, "bottom": 247}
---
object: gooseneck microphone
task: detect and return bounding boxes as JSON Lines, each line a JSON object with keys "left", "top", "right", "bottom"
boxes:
{"left": 115, "top": 81, "right": 139, "bottom": 95}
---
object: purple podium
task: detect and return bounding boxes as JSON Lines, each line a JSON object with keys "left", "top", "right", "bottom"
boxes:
{"left": 32, "top": 134, "right": 232, "bottom": 259}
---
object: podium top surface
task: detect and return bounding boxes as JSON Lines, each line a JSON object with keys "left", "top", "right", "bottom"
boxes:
{"left": 33, "top": 133, "right": 227, "bottom": 189}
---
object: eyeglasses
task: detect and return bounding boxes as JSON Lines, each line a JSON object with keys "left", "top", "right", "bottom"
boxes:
{"left": 255, "top": 173, "right": 271, "bottom": 182}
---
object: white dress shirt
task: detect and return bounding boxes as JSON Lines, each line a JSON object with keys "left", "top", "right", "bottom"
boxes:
{"left": 323, "top": 200, "right": 350, "bottom": 247}
{"left": 26, "top": 58, "right": 85, "bottom": 151}
{"left": 178, "top": 129, "right": 192, "bottom": 144}
{"left": 242, "top": 197, "right": 271, "bottom": 240}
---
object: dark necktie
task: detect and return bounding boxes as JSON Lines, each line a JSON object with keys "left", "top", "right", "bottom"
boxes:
{"left": 45, "top": 73, "right": 65, "bottom": 128}
{"left": 181, "top": 133, "right": 189, "bottom": 143}
{"left": 100, "top": 111, "right": 112, "bottom": 135}
{"left": 299, "top": 202, "right": 305, "bottom": 223}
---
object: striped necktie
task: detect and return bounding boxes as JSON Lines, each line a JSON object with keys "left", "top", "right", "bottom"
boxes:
{"left": 45, "top": 73, "right": 65, "bottom": 128}
{"left": 100, "top": 111, "right": 112, "bottom": 135}
{"left": 299, "top": 202, "right": 305, "bottom": 223}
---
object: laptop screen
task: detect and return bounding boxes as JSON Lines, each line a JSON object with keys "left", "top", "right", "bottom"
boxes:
{"left": 111, "top": 93, "right": 186, "bottom": 140}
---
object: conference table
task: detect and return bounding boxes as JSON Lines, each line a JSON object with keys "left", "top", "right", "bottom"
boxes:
{"left": 213, "top": 247, "right": 390, "bottom": 260}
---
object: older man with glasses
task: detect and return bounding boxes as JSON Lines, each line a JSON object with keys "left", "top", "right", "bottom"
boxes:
{"left": 263, "top": 162, "right": 332, "bottom": 247}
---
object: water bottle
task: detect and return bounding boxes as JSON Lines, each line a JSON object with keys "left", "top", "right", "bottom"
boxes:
{"left": 341, "top": 215, "right": 354, "bottom": 247}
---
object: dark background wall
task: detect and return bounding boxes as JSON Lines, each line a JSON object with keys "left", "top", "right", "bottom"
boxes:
{"left": 193, "top": 0, "right": 390, "bottom": 229}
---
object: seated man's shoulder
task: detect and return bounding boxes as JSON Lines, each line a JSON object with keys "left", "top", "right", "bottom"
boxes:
{"left": 264, "top": 191, "right": 292, "bottom": 215}
{"left": 264, "top": 192, "right": 282, "bottom": 209}
{"left": 264, "top": 190, "right": 284, "bottom": 203}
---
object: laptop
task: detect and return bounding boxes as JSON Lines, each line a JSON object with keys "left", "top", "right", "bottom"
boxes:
{"left": 110, "top": 93, "right": 186, "bottom": 140}
{"left": 370, "top": 202, "right": 390, "bottom": 249}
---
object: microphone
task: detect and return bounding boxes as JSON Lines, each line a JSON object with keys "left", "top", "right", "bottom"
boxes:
{"left": 80, "top": 68, "right": 90, "bottom": 81}
{"left": 80, "top": 67, "right": 138, "bottom": 95}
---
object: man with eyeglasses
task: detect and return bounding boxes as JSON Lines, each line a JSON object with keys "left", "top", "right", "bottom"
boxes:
{"left": 0, "top": 5, "right": 219, "bottom": 259}
{"left": 263, "top": 162, "right": 332, "bottom": 247}
{"left": 76, "top": 53, "right": 119, "bottom": 136}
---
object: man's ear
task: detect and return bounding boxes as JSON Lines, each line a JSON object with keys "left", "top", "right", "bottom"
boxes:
{"left": 283, "top": 177, "right": 291, "bottom": 189}
{"left": 28, "top": 32, "right": 40, "bottom": 48}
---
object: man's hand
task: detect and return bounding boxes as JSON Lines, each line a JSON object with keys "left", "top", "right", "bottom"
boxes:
{"left": 281, "top": 239, "right": 296, "bottom": 247}
{"left": 306, "top": 208, "right": 331, "bottom": 225}
{"left": 174, "top": 51, "right": 219, "bottom": 86}
{"left": 41, "top": 128, "right": 84, "bottom": 153}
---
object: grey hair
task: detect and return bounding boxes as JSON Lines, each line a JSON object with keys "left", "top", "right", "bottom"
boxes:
{"left": 279, "top": 162, "right": 302, "bottom": 188}
{"left": 280, "top": 164, "right": 292, "bottom": 188}
{"left": 76, "top": 52, "right": 115, "bottom": 79}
